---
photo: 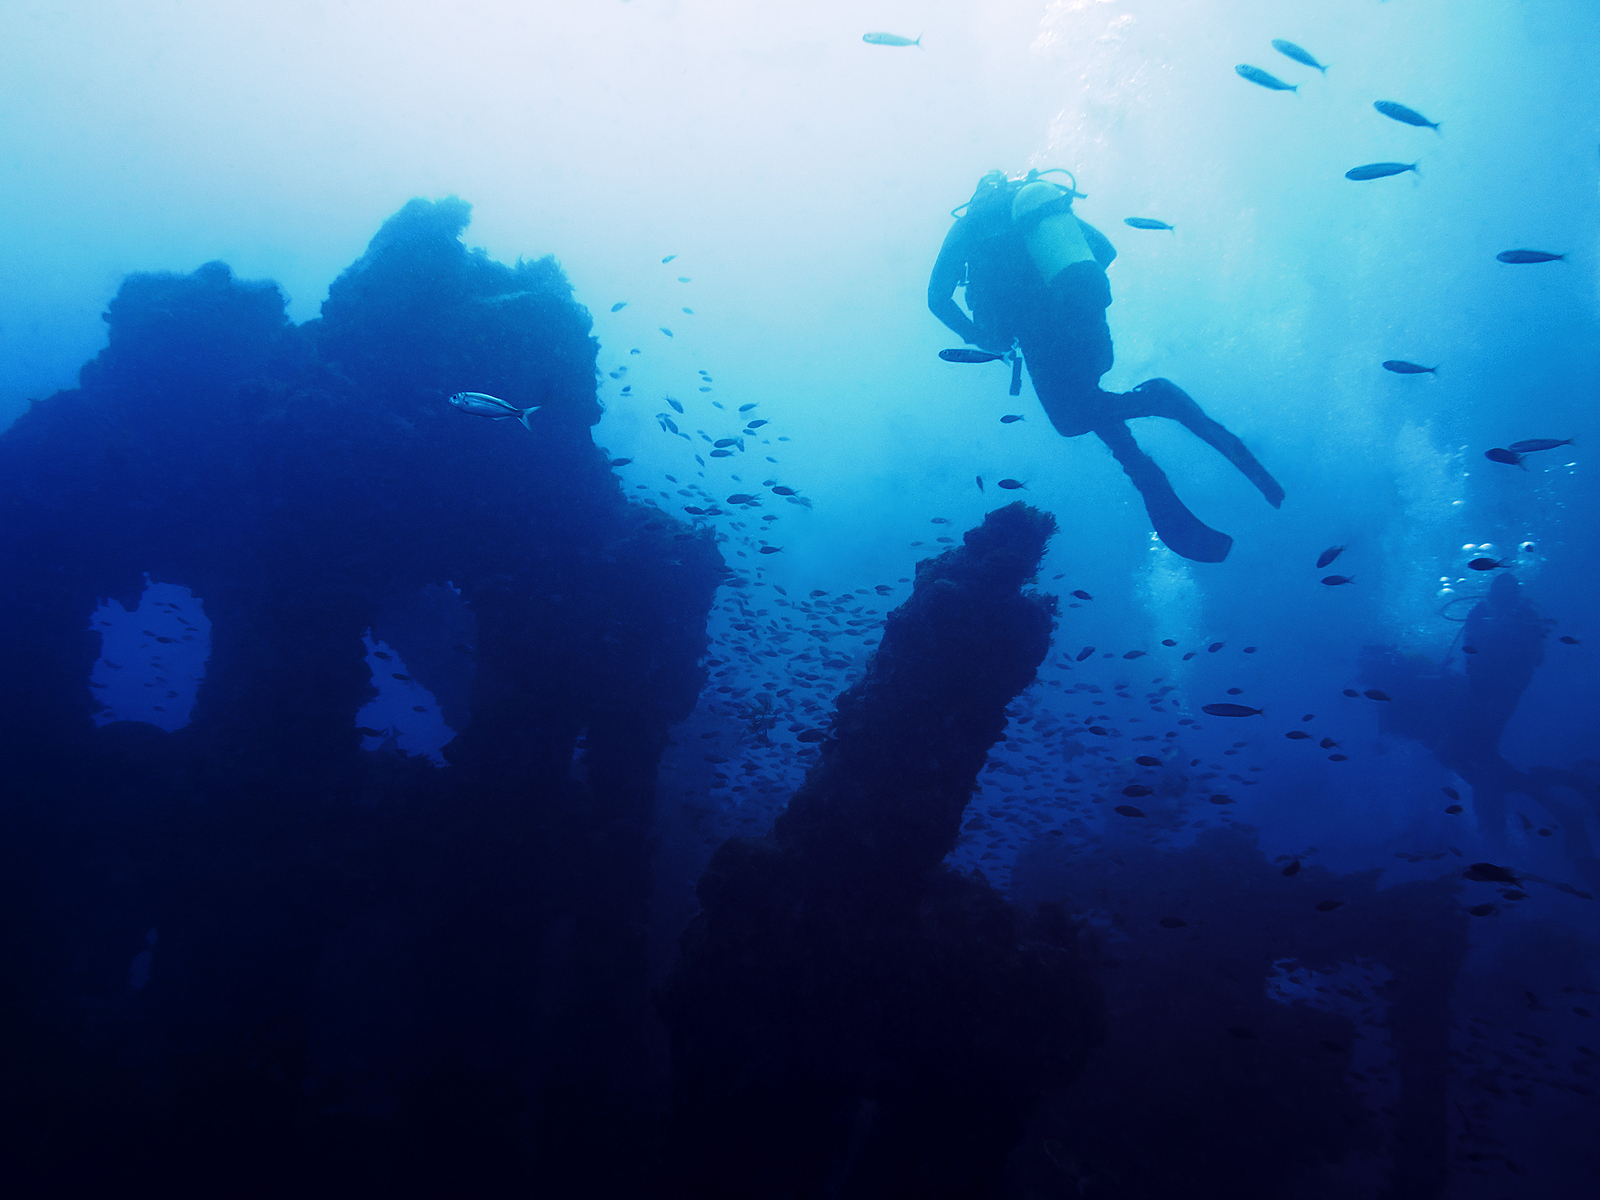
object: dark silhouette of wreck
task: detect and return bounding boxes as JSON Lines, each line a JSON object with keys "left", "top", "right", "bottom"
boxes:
{"left": 0, "top": 200, "right": 1102, "bottom": 1197}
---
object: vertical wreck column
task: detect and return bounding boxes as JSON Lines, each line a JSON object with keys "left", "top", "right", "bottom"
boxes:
{"left": 658, "top": 502, "right": 1103, "bottom": 1200}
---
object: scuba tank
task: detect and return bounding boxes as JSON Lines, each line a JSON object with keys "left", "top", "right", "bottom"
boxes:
{"left": 1011, "top": 180, "right": 1094, "bottom": 286}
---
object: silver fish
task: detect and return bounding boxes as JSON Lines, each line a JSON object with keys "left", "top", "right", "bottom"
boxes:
{"left": 1346, "top": 161, "right": 1419, "bottom": 181}
{"left": 1374, "top": 101, "right": 1439, "bottom": 131}
{"left": 447, "top": 391, "right": 537, "bottom": 430}
{"left": 1271, "top": 40, "right": 1327, "bottom": 73}
{"left": 1124, "top": 217, "right": 1175, "bottom": 232}
{"left": 863, "top": 31, "right": 920, "bottom": 47}
{"left": 1507, "top": 438, "right": 1575, "bottom": 453}
{"left": 1236, "top": 64, "right": 1297, "bottom": 92}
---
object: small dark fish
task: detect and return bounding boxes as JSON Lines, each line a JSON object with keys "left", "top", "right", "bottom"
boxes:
{"left": 1182, "top": 651, "right": 1197, "bottom": 660}
{"left": 677, "top": 276, "right": 691, "bottom": 283}
{"left": 660, "top": 327, "right": 673, "bottom": 337}
{"left": 1285, "top": 730, "right": 1312, "bottom": 740}
{"left": 1158, "top": 916, "right": 1187, "bottom": 929}
{"left": 771, "top": 486, "right": 796, "bottom": 496}
{"left": 1468, "top": 557, "right": 1513, "bottom": 571}
{"left": 1123, "top": 650, "right": 1146, "bottom": 660}
{"left": 1000, "top": 414, "right": 1025, "bottom": 423}
{"left": 1161, "top": 638, "right": 1177, "bottom": 646}
{"left": 1236, "top": 64, "right": 1297, "bottom": 92}
{"left": 1272, "top": 40, "right": 1327, "bottom": 73}
{"left": 940, "top": 348, "right": 1005, "bottom": 364}
{"left": 1124, "top": 217, "right": 1175, "bottom": 232}
{"left": 1342, "top": 688, "right": 1359, "bottom": 697}
{"left": 1226, "top": 687, "right": 1244, "bottom": 695}
{"left": 411, "top": 705, "right": 427, "bottom": 713}
{"left": 1207, "top": 642, "right": 1225, "bottom": 653}
{"left": 1114, "top": 804, "right": 1146, "bottom": 817}
{"left": 726, "top": 494, "right": 759, "bottom": 505}
{"left": 1485, "top": 447, "right": 1526, "bottom": 468}
{"left": 997, "top": 479, "right": 1026, "bottom": 490}
{"left": 1282, "top": 859, "right": 1302, "bottom": 876}
{"left": 1122, "top": 784, "right": 1153, "bottom": 797}
{"left": 975, "top": 476, "right": 985, "bottom": 491}
{"left": 1315, "top": 899, "right": 1345, "bottom": 912}
{"left": 1467, "top": 903, "right": 1497, "bottom": 917}
{"left": 1507, "top": 438, "right": 1574, "bottom": 453}
{"left": 863, "top": 31, "right": 921, "bottom": 47}
{"left": 1329, "top": 753, "right": 1349, "bottom": 761}
{"left": 1076, "top": 646, "right": 1096, "bottom": 662}
{"left": 1072, "top": 590, "right": 1093, "bottom": 601}
{"left": 1346, "top": 162, "right": 1419, "bottom": 181}
{"left": 1320, "top": 738, "right": 1339, "bottom": 749}
{"left": 1209, "top": 795, "right": 1234, "bottom": 805}
{"left": 1496, "top": 249, "right": 1564, "bottom": 264}
{"left": 1445, "top": 804, "right": 1464, "bottom": 814}
{"left": 759, "top": 546, "right": 782, "bottom": 554}
{"left": 713, "top": 438, "right": 739, "bottom": 448}
{"left": 1363, "top": 689, "right": 1391, "bottom": 701}
{"left": 1464, "top": 862, "right": 1520, "bottom": 885}
{"left": 1383, "top": 360, "right": 1436, "bottom": 374}
{"left": 661, "top": 254, "right": 677, "bottom": 263}
{"left": 1560, "top": 635, "right": 1581, "bottom": 645}
{"left": 1135, "top": 756, "right": 1162, "bottom": 767}
{"left": 1202, "top": 703, "right": 1263, "bottom": 717}
{"left": 1442, "top": 786, "right": 1460, "bottom": 800}
{"left": 795, "top": 729, "right": 828, "bottom": 743}
{"left": 746, "top": 419, "right": 770, "bottom": 429}
{"left": 1317, "top": 545, "right": 1345, "bottom": 568}
{"left": 739, "top": 403, "right": 758, "bottom": 412}
{"left": 609, "top": 301, "right": 627, "bottom": 312}
{"left": 1322, "top": 575, "right": 1355, "bottom": 586}
{"left": 609, "top": 458, "right": 633, "bottom": 467}
{"left": 667, "top": 397, "right": 684, "bottom": 413}
{"left": 1374, "top": 101, "right": 1438, "bottom": 130}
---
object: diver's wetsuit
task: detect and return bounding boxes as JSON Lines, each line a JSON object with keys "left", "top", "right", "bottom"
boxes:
{"left": 929, "top": 180, "right": 1283, "bottom": 563}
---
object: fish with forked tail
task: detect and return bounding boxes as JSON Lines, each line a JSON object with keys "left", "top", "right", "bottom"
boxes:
{"left": 1374, "top": 101, "right": 1440, "bottom": 131}
{"left": 863, "top": 31, "right": 920, "bottom": 47}
{"left": 1272, "top": 40, "right": 1328, "bottom": 73}
{"left": 448, "top": 391, "right": 539, "bottom": 430}
{"left": 1347, "top": 162, "right": 1419, "bottom": 181}
{"left": 1236, "top": 64, "right": 1297, "bottom": 92}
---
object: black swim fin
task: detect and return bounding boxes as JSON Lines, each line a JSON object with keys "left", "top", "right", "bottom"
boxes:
{"left": 1096, "top": 422, "right": 1233, "bottom": 562}
{"left": 1129, "top": 378, "right": 1285, "bottom": 509}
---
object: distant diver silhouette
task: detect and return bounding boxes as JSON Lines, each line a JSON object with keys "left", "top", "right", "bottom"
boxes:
{"left": 929, "top": 168, "right": 1283, "bottom": 562}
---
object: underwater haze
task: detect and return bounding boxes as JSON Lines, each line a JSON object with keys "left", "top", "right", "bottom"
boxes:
{"left": 3, "top": 1, "right": 1599, "bottom": 1197}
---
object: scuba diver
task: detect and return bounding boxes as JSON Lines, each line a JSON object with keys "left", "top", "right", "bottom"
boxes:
{"left": 929, "top": 169, "right": 1284, "bottom": 562}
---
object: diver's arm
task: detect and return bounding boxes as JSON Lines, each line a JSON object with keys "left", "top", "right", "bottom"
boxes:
{"left": 1077, "top": 219, "right": 1117, "bottom": 269}
{"left": 928, "top": 222, "right": 980, "bottom": 343}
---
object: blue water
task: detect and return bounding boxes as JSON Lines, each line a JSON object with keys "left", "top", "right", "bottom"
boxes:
{"left": 3, "top": 2, "right": 1597, "bottom": 1195}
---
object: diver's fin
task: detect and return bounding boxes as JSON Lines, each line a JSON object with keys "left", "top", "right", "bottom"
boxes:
{"left": 1129, "top": 379, "right": 1286, "bottom": 508}
{"left": 1096, "top": 422, "right": 1233, "bottom": 563}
